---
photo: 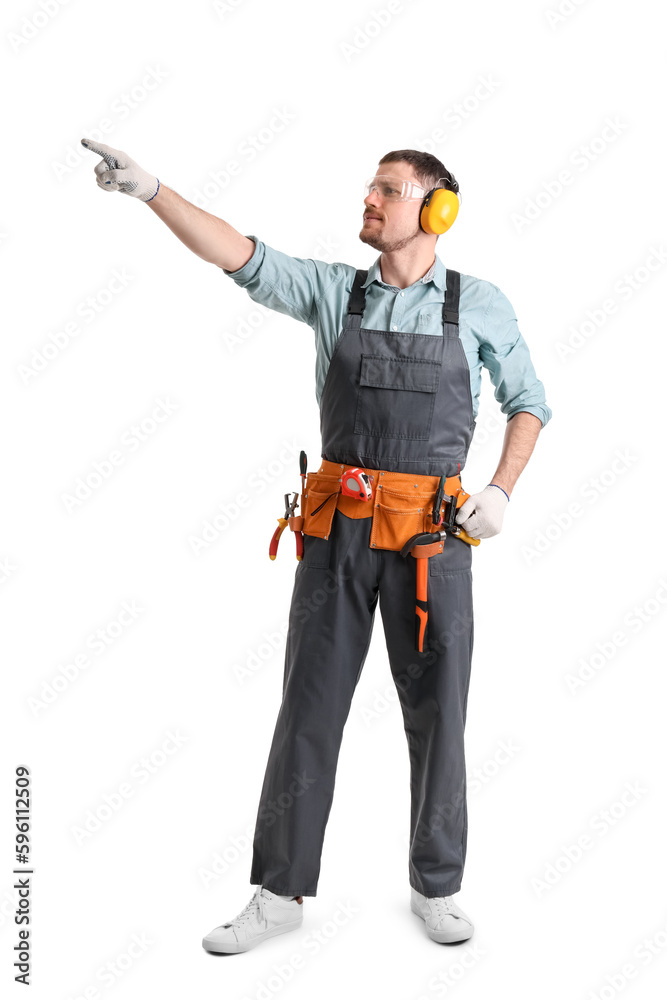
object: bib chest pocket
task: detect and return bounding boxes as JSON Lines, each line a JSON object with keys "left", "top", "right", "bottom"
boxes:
{"left": 354, "top": 353, "right": 442, "bottom": 441}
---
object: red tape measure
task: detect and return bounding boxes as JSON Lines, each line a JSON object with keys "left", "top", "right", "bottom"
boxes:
{"left": 341, "top": 467, "right": 372, "bottom": 501}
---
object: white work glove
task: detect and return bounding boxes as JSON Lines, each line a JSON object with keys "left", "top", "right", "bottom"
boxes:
{"left": 80, "top": 139, "right": 160, "bottom": 202}
{"left": 455, "top": 484, "right": 509, "bottom": 539}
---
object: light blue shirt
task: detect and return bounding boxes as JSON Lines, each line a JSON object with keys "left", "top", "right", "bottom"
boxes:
{"left": 223, "top": 236, "right": 552, "bottom": 428}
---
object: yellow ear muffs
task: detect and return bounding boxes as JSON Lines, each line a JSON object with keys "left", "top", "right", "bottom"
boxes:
{"left": 419, "top": 187, "right": 460, "bottom": 235}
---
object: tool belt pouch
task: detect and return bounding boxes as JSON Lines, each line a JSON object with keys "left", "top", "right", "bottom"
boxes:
{"left": 370, "top": 485, "right": 440, "bottom": 552}
{"left": 301, "top": 472, "right": 341, "bottom": 539}
{"left": 288, "top": 515, "right": 304, "bottom": 532}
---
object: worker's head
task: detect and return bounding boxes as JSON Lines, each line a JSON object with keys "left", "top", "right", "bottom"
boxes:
{"left": 359, "top": 150, "right": 459, "bottom": 253}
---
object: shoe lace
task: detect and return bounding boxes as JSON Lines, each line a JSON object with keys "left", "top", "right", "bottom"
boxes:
{"left": 229, "top": 888, "right": 267, "bottom": 927}
{"left": 432, "top": 896, "right": 455, "bottom": 917}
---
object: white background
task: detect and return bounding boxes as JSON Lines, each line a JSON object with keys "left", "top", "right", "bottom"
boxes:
{"left": 3, "top": 0, "right": 667, "bottom": 997}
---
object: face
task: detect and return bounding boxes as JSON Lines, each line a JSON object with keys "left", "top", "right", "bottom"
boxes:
{"left": 359, "top": 161, "right": 429, "bottom": 253}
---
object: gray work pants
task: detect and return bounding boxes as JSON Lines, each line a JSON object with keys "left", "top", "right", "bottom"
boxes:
{"left": 250, "top": 510, "right": 474, "bottom": 898}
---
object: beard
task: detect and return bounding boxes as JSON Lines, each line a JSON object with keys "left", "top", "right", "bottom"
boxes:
{"left": 358, "top": 221, "right": 421, "bottom": 253}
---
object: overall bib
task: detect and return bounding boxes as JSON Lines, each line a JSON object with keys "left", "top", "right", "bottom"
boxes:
{"left": 250, "top": 267, "right": 476, "bottom": 899}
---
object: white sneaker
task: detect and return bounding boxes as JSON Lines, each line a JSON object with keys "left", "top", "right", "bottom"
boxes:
{"left": 202, "top": 886, "right": 304, "bottom": 954}
{"left": 410, "top": 887, "right": 474, "bottom": 944}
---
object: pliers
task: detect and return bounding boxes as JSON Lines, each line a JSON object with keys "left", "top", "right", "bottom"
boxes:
{"left": 432, "top": 476, "right": 480, "bottom": 547}
{"left": 269, "top": 492, "right": 304, "bottom": 561}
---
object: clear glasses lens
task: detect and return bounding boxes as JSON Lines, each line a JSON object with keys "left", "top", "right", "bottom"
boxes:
{"left": 364, "top": 176, "right": 425, "bottom": 201}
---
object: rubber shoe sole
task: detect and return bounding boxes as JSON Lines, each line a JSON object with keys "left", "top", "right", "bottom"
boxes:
{"left": 202, "top": 914, "right": 303, "bottom": 954}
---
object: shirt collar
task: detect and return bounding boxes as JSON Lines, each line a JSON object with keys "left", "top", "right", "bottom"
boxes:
{"left": 361, "top": 254, "right": 446, "bottom": 291}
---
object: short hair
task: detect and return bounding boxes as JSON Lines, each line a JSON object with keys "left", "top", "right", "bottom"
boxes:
{"left": 378, "top": 149, "right": 459, "bottom": 197}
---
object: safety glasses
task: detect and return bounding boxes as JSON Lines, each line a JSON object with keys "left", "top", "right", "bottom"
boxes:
{"left": 363, "top": 175, "right": 428, "bottom": 202}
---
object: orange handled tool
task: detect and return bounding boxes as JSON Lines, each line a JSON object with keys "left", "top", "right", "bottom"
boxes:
{"left": 269, "top": 493, "right": 304, "bottom": 561}
{"left": 401, "top": 489, "right": 482, "bottom": 652}
{"left": 400, "top": 531, "right": 447, "bottom": 653}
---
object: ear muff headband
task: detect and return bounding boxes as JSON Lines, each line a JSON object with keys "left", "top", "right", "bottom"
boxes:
{"left": 419, "top": 184, "right": 460, "bottom": 235}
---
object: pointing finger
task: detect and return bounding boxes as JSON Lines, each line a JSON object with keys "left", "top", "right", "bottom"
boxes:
{"left": 80, "top": 138, "right": 121, "bottom": 169}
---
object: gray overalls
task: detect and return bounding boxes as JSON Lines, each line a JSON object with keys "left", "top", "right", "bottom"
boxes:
{"left": 250, "top": 267, "right": 476, "bottom": 899}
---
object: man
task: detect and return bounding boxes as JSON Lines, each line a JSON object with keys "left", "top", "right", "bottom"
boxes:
{"left": 81, "top": 140, "right": 551, "bottom": 953}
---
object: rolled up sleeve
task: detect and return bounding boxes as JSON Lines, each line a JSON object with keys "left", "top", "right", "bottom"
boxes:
{"left": 222, "top": 234, "right": 335, "bottom": 326}
{"left": 480, "top": 286, "right": 552, "bottom": 428}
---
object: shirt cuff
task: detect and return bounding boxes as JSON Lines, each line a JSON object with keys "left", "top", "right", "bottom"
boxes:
{"left": 507, "top": 404, "right": 552, "bottom": 428}
{"left": 221, "top": 235, "right": 263, "bottom": 284}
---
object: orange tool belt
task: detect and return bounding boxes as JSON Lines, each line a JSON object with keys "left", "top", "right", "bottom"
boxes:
{"left": 295, "top": 459, "right": 474, "bottom": 555}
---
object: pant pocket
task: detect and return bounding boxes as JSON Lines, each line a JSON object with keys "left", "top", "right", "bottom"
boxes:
{"left": 301, "top": 532, "right": 332, "bottom": 569}
{"left": 370, "top": 487, "right": 431, "bottom": 551}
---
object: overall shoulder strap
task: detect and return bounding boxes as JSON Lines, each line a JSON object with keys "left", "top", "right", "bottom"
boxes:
{"left": 347, "top": 269, "right": 368, "bottom": 315}
{"left": 442, "top": 269, "right": 460, "bottom": 327}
